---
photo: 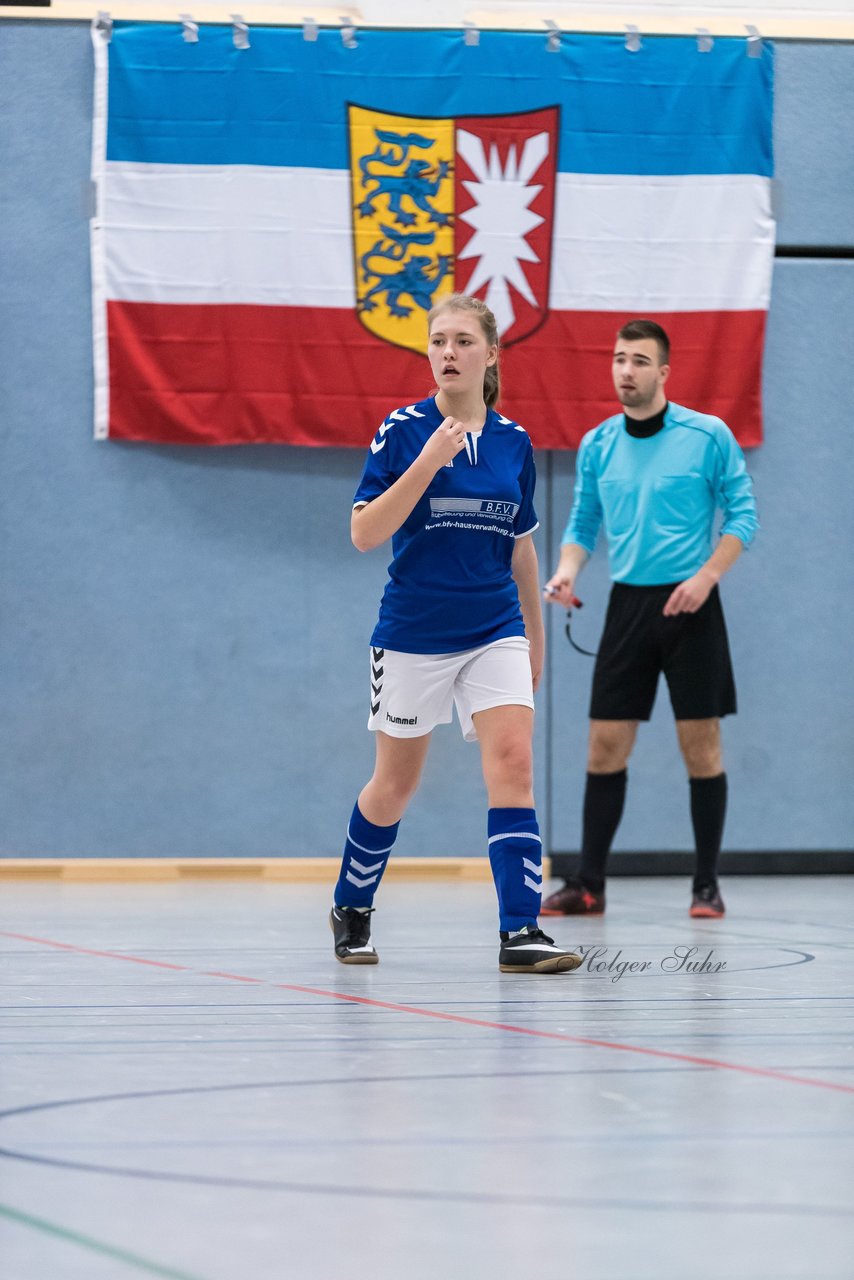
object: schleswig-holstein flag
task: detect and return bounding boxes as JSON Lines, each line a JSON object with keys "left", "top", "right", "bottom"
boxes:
{"left": 91, "top": 25, "right": 774, "bottom": 446}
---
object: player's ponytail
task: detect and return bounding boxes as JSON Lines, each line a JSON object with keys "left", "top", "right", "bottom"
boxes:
{"left": 482, "top": 359, "right": 501, "bottom": 409}
{"left": 427, "top": 293, "right": 501, "bottom": 408}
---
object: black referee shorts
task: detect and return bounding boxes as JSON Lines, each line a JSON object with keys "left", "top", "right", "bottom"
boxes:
{"left": 589, "top": 583, "right": 737, "bottom": 722}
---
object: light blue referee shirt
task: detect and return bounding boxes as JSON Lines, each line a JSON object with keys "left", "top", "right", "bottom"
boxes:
{"left": 563, "top": 402, "right": 758, "bottom": 585}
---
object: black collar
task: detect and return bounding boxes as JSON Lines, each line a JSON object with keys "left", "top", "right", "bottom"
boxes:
{"left": 624, "top": 403, "right": 668, "bottom": 439}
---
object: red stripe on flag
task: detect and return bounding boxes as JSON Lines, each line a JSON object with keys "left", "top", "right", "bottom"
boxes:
{"left": 107, "top": 302, "right": 765, "bottom": 448}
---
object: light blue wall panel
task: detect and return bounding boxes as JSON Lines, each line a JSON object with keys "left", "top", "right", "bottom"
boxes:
{"left": 774, "top": 42, "right": 854, "bottom": 245}
{"left": 1, "top": 23, "right": 852, "bottom": 857}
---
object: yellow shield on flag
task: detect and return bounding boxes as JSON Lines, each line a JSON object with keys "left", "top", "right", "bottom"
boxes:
{"left": 349, "top": 106, "right": 455, "bottom": 354}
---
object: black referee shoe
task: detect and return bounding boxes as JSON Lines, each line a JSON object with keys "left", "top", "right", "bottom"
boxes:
{"left": 541, "top": 877, "right": 606, "bottom": 916}
{"left": 329, "top": 906, "right": 379, "bottom": 964}
{"left": 689, "top": 881, "right": 726, "bottom": 919}
{"left": 499, "top": 926, "right": 583, "bottom": 974}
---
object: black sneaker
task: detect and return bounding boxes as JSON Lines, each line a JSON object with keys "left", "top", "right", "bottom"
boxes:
{"left": 541, "top": 876, "right": 606, "bottom": 916}
{"left": 329, "top": 906, "right": 379, "bottom": 964}
{"left": 499, "top": 926, "right": 583, "bottom": 974}
{"left": 690, "top": 881, "right": 725, "bottom": 919}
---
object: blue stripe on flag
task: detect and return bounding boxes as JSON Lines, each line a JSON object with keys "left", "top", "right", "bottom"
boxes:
{"left": 105, "top": 26, "right": 773, "bottom": 176}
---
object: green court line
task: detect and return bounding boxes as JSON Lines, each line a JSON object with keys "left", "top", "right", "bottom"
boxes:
{"left": 0, "top": 1202, "right": 209, "bottom": 1280}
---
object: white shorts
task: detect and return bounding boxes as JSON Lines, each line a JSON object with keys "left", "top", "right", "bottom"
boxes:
{"left": 368, "top": 636, "right": 534, "bottom": 742}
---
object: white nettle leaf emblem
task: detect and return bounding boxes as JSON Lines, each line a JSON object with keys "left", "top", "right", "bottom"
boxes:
{"left": 456, "top": 130, "right": 550, "bottom": 337}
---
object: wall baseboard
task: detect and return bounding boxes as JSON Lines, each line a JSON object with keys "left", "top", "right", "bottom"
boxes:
{"left": 1, "top": 853, "right": 851, "bottom": 882}
{"left": 0, "top": 856, "right": 502, "bottom": 882}
{"left": 549, "top": 851, "right": 854, "bottom": 877}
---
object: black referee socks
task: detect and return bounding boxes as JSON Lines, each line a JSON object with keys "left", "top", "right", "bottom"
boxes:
{"left": 578, "top": 769, "right": 628, "bottom": 891}
{"left": 690, "top": 772, "right": 728, "bottom": 888}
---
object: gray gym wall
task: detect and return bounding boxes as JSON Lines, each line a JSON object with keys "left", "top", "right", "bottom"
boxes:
{"left": 1, "top": 25, "right": 852, "bottom": 860}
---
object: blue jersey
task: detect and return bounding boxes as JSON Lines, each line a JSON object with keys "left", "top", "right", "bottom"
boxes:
{"left": 562, "top": 402, "right": 758, "bottom": 585}
{"left": 354, "top": 397, "right": 538, "bottom": 654}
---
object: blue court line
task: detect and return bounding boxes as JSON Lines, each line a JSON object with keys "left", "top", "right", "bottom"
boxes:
{"left": 1, "top": 994, "right": 850, "bottom": 1012}
{"left": 4, "top": 1033, "right": 853, "bottom": 1050}
{"left": 0, "top": 1070, "right": 693, "bottom": 1121}
{"left": 2, "top": 1076, "right": 850, "bottom": 1214}
{"left": 21, "top": 1127, "right": 854, "bottom": 1151}
{"left": 714, "top": 914, "right": 854, "bottom": 936}
{"left": 0, "top": 1148, "right": 845, "bottom": 1218}
{"left": 5, "top": 1051, "right": 854, "bottom": 1076}
{"left": 0, "top": 1202, "right": 208, "bottom": 1280}
{"left": 621, "top": 918, "right": 854, "bottom": 949}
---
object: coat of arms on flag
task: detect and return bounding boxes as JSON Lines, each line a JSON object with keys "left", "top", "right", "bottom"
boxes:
{"left": 349, "top": 106, "right": 558, "bottom": 353}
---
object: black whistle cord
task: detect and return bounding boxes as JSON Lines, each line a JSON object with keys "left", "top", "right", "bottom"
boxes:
{"left": 564, "top": 612, "right": 598, "bottom": 658}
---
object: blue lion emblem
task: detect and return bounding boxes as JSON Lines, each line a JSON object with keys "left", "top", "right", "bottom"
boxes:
{"left": 359, "top": 224, "right": 452, "bottom": 318}
{"left": 358, "top": 129, "right": 452, "bottom": 229}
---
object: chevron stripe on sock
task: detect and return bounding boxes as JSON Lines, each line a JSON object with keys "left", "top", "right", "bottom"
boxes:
{"left": 334, "top": 801, "right": 399, "bottom": 909}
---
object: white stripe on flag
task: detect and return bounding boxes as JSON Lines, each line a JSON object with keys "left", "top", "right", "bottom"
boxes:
{"left": 90, "top": 27, "right": 111, "bottom": 440}
{"left": 550, "top": 172, "right": 774, "bottom": 312}
{"left": 102, "top": 161, "right": 356, "bottom": 307}
{"left": 101, "top": 164, "right": 773, "bottom": 311}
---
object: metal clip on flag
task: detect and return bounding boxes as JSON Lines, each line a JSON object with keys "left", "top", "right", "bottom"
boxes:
{"left": 339, "top": 17, "right": 357, "bottom": 49}
{"left": 93, "top": 11, "right": 112, "bottom": 42}
{"left": 625, "top": 25, "right": 642, "bottom": 53}
{"left": 696, "top": 28, "right": 714, "bottom": 54}
{"left": 746, "top": 25, "right": 763, "bottom": 57}
{"left": 303, "top": 17, "right": 318, "bottom": 42}
{"left": 180, "top": 15, "right": 199, "bottom": 44}
{"left": 463, "top": 22, "right": 480, "bottom": 47}
{"left": 544, "top": 20, "right": 561, "bottom": 54}
{"left": 231, "top": 15, "right": 249, "bottom": 49}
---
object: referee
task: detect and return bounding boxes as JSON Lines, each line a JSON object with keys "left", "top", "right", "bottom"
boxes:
{"left": 543, "top": 319, "right": 758, "bottom": 918}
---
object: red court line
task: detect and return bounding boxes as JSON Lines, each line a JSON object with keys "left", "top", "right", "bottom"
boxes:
{"left": 2, "top": 933, "right": 187, "bottom": 971}
{"left": 200, "top": 972, "right": 266, "bottom": 984}
{"left": 3, "top": 929, "right": 852, "bottom": 1097}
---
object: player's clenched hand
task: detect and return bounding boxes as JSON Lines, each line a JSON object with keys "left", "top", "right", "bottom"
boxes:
{"left": 421, "top": 417, "right": 467, "bottom": 469}
{"left": 663, "top": 569, "right": 716, "bottom": 616}
{"left": 543, "top": 571, "right": 577, "bottom": 607}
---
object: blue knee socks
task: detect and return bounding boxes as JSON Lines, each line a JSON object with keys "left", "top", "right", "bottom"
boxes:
{"left": 488, "top": 807, "right": 542, "bottom": 931}
{"left": 334, "top": 802, "right": 400, "bottom": 909}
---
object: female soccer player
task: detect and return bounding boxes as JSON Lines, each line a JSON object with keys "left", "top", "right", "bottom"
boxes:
{"left": 329, "top": 293, "right": 581, "bottom": 974}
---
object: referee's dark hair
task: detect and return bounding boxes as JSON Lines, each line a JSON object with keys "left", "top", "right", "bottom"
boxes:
{"left": 617, "top": 318, "right": 670, "bottom": 365}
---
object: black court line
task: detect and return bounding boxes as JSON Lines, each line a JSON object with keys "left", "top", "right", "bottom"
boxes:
{"left": 0, "top": 1072, "right": 850, "bottom": 1219}
{"left": 0, "top": 1143, "right": 847, "bottom": 1218}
